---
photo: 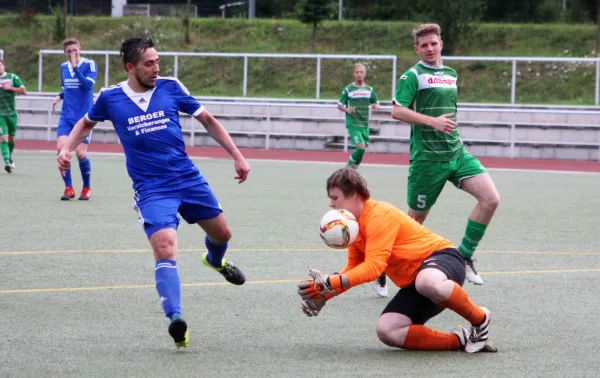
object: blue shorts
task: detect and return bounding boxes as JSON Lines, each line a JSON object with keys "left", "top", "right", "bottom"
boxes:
{"left": 57, "top": 119, "right": 91, "bottom": 144}
{"left": 133, "top": 179, "right": 223, "bottom": 239}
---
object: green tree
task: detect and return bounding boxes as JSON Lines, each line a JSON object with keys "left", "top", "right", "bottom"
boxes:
{"left": 296, "top": 0, "right": 335, "bottom": 52}
{"left": 417, "top": 0, "right": 486, "bottom": 54}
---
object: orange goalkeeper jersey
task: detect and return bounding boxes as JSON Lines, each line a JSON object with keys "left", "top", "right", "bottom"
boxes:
{"left": 340, "top": 199, "right": 454, "bottom": 288}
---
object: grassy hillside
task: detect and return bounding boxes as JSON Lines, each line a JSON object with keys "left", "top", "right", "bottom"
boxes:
{"left": 0, "top": 15, "right": 598, "bottom": 104}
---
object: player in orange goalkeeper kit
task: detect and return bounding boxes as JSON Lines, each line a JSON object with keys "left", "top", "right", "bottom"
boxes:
{"left": 298, "top": 167, "right": 496, "bottom": 353}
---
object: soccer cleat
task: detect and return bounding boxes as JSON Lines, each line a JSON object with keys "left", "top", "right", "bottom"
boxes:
{"left": 168, "top": 317, "right": 189, "bottom": 349}
{"left": 465, "top": 258, "right": 484, "bottom": 285}
{"left": 61, "top": 186, "right": 76, "bottom": 200}
{"left": 4, "top": 163, "right": 11, "bottom": 173}
{"left": 465, "top": 307, "right": 491, "bottom": 353}
{"left": 79, "top": 187, "right": 92, "bottom": 200}
{"left": 451, "top": 326, "right": 469, "bottom": 351}
{"left": 452, "top": 323, "right": 497, "bottom": 353}
{"left": 202, "top": 252, "right": 246, "bottom": 285}
{"left": 372, "top": 273, "right": 388, "bottom": 298}
{"left": 9, "top": 160, "right": 14, "bottom": 169}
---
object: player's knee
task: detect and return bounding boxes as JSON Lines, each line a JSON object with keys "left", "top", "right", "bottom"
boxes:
{"left": 357, "top": 143, "right": 366, "bottom": 149}
{"left": 208, "top": 226, "right": 232, "bottom": 245}
{"left": 151, "top": 230, "right": 177, "bottom": 260}
{"left": 415, "top": 279, "right": 443, "bottom": 301}
{"left": 376, "top": 320, "right": 408, "bottom": 348}
{"left": 8, "top": 135, "right": 15, "bottom": 142}
{"left": 0, "top": 135, "right": 7, "bottom": 142}
{"left": 75, "top": 148, "right": 87, "bottom": 160}
{"left": 480, "top": 192, "right": 500, "bottom": 213}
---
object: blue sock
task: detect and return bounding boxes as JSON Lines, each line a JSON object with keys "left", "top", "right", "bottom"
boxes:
{"left": 58, "top": 151, "right": 72, "bottom": 187}
{"left": 154, "top": 260, "right": 182, "bottom": 321}
{"left": 62, "top": 168, "right": 72, "bottom": 187}
{"left": 78, "top": 157, "right": 91, "bottom": 188}
{"left": 205, "top": 236, "right": 228, "bottom": 268}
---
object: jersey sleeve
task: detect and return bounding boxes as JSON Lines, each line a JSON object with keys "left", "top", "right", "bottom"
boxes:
{"left": 85, "top": 90, "right": 108, "bottom": 122}
{"left": 370, "top": 87, "right": 378, "bottom": 104}
{"left": 172, "top": 79, "right": 203, "bottom": 116}
{"left": 338, "top": 88, "right": 348, "bottom": 106}
{"left": 12, "top": 75, "right": 24, "bottom": 88}
{"left": 73, "top": 61, "right": 97, "bottom": 90}
{"left": 342, "top": 215, "right": 400, "bottom": 286}
{"left": 339, "top": 244, "right": 363, "bottom": 274}
{"left": 393, "top": 69, "right": 418, "bottom": 108}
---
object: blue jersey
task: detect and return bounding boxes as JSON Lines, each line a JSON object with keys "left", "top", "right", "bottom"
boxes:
{"left": 59, "top": 58, "right": 97, "bottom": 123}
{"left": 85, "top": 77, "right": 205, "bottom": 192}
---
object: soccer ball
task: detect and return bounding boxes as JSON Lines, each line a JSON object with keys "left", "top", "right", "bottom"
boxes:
{"left": 319, "top": 209, "right": 359, "bottom": 249}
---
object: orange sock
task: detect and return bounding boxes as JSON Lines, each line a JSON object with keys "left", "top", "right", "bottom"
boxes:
{"left": 438, "top": 282, "right": 485, "bottom": 325}
{"left": 403, "top": 325, "right": 460, "bottom": 351}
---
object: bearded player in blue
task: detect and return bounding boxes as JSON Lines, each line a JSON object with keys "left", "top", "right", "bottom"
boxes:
{"left": 57, "top": 37, "right": 250, "bottom": 349}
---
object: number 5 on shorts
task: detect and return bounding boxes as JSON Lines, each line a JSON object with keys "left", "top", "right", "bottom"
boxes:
{"left": 417, "top": 194, "right": 427, "bottom": 209}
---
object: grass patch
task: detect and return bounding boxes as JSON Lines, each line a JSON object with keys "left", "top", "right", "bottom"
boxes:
{"left": 0, "top": 16, "right": 598, "bottom": 104}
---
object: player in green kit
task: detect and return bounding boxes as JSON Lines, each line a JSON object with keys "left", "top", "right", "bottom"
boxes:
{"left": 337, "top": 63, "right": 380, "bottom": 169}
{"left": 0, "top": 58, "right": 26, "bottom": 173}
{"left": 337, "top": 64, "right": 388, "bottom": 297}
{"left": 391, "top": 24, "right": 500, "bottom": 285}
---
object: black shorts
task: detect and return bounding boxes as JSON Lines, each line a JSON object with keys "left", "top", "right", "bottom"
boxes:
{"left": 381, "top": 248, "right": 466, "bottom": 325}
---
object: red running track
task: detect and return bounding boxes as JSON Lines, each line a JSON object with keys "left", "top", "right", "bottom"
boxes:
{"left": 17, "top": 140, "right": 600, "bottom": 173}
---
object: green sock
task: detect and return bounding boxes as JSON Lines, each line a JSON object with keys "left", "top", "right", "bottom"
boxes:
{"left": 458, "top": 218, "right": 488, "bottom": 259}
{"left": 1, "top": 141, "right": 9, "bottom": 164}
{"left": 347, "top": 148, "right": 365, "bottom": 168}
{"left": 8, "top": 141, "right": 14, "bottom": 162}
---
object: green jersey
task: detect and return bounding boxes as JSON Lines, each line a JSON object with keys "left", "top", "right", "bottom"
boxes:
{"left": 338, "top": 83, "right": 378, "bottom": 128}
{"left": 0, "top": 72, "right": 24, "bottom": 116}
{"left": 393, "top": 61, "right": 463, "bottom": 161}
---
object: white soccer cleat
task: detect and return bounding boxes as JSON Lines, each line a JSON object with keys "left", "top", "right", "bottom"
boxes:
{"left": 372, "top": 274, "right": 388, "bottom": 298}
{"left": 465, "top": 258, "right": 484, "bottom": 285}
{"left": 465, "top": 307, "right": 491, "bottom": 353}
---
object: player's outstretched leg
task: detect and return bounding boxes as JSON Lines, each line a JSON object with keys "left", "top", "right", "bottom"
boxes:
{"left": 150, "top": 228, "right": 189, "bottom": 349}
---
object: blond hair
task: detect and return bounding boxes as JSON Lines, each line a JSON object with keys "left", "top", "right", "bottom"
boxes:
{"left": 412, "top": 23, "right": 441, "bottom": 44}
{"left": 354, "top": 63, "right": 366, "bottom": 72}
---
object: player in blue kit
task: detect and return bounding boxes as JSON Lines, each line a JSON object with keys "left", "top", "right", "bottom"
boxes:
{"left": 51, "top": 38, "right": 96, "bottom": 201}
{"left": 57, "top": 37, "right": 251, "bottom": 349}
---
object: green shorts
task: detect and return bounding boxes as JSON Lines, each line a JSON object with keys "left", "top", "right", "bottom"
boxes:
{"left": 407, "top": 151, "right": 487, "bottom": 211}
{"left": 0, "top": 115, "right": 18, "bottom": 137}
{"left": 347, "top": 126, "right": 370, "bottom": 147}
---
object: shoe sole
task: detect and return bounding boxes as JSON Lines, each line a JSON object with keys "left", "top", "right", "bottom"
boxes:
{"left": 168, "top": 318, "right": 188, "bottom": 348}
{"left": 482, "top": 341, "right": 498, "bottom": 353}
{"left": 61, "top": 197, "right": 74, "bottom": 201}
{"left": 79, "top": 197, "right": 90, "bottom": 200}
{"left": 4, "top": 166, "right": 11, "bottom": 173}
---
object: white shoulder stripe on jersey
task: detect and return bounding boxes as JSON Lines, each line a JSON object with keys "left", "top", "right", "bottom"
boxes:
{"left": 158, "top": 76, "right": 191, "bottom": 95}
{"left": 88, "top": 60, "right": 96, "bottom": 72}
{"left": 193, "top": 105, "right": 205, "bottom": 117}
{"left": 87, "top": 78, "right": 95, "bottom": 83}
